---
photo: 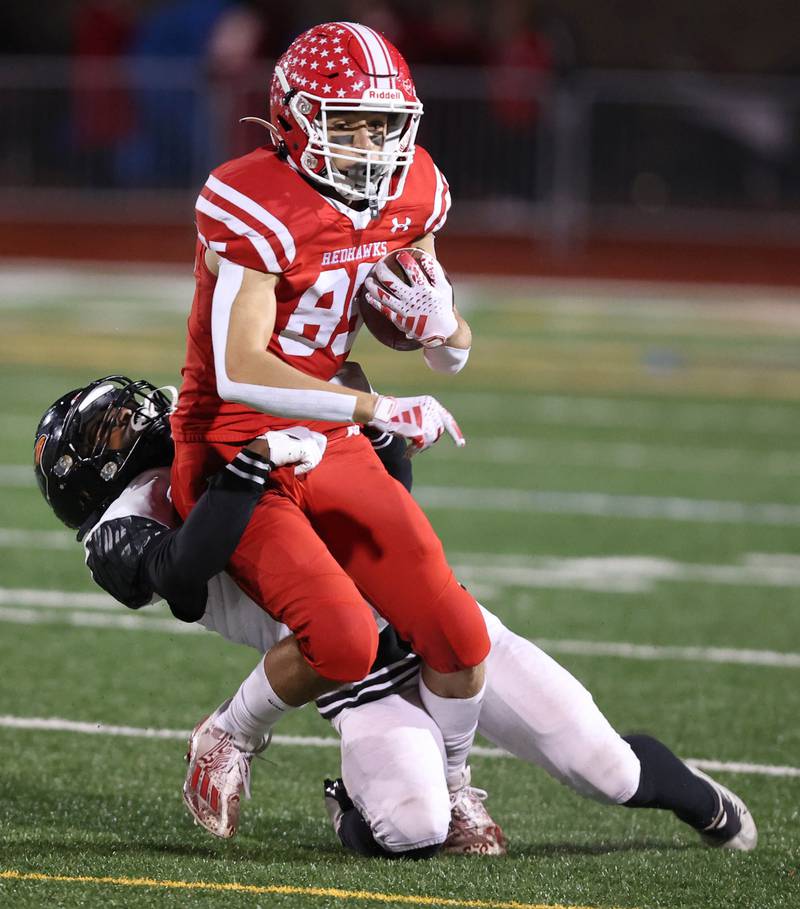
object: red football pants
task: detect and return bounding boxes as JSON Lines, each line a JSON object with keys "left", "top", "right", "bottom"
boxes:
{"left": 170, "top": 432, "right": 490, "bottom": 682}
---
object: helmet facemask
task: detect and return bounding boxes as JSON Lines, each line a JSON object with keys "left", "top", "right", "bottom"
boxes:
{"left": 69, "top": 379, "right": 175, "bottom": 481}
{"left": 280, "top": 68, "right": 422, "bottom": 216}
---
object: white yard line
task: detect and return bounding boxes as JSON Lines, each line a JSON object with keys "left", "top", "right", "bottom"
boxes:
{"left": 5, "top": 487, "right": 800, "bottom": 551}
{"left": 0, "top": 528, "right": 74, "bottom": 549}
{"left": 7, "top": 440, "right": 800, "bottom": 480}
{"left": 417, "top": 486, "right": 800, "bottom": 525}
{"left": 536, "top": 638, "right": 800, "bottom": 668}
{"left": 449, "top": 552, "right": 800, "bottom": 593}
{"left": 434, "top": 439, "right": 800, "bottom": 477}
{"left": 0, "top": 605, "right": 201, "bottom": 633}
{"left": 0, "top": 714, "right": 796, "bottom": 778}
{"left": 443, "top": 393, "right": 800, "bottom": 436}
{"left": 686, "top": 759, "right": 800, "bottom": 778}
{"left": 2, "top": 589, "right": 799, "bottom": 669}
{"left": 0, "top": 262, "right": 192, "bottom": 310}
{"left": 3, "top": 260, "right": 799, "bottom": 314}
{"left": 0, "top": 465, "right": 34, "bottom": 486}
{"left": 0, "top": 588, "right": 123, "bottom": 609}
{"left": 12, "top": 545, "right": 800, "bottom": 606}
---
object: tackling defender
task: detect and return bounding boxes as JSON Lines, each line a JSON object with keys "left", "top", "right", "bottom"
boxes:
{"left": 34, "top": 375, "right": 757, "bottom": 858}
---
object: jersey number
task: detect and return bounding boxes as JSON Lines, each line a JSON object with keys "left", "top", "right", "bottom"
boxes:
{"left": 278, "top": 263, "right": 372, "bottom": 357}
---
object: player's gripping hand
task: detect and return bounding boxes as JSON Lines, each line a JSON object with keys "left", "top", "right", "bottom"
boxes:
{"left": 253, "top": 427, "right": 328, "bottom": 474}
{"left": 363, "top": 249, "right": 458, "bottom": 348}
{"left": 369, "top": 394, "right": 465, "bottom": 453}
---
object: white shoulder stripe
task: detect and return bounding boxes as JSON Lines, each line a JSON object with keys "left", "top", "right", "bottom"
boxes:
{"left": 205, "top": 175, "right": 295, "bottom": 264}
{"left": 196, "top": 194, "right": 281, "bottom": 273}
{"left": 423, "top": 165, "right": 445, "bottom": 232}
{"left": 431, "top": 188, "right": 452, "bottom": 233}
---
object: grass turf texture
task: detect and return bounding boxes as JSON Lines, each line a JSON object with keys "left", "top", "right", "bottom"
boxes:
{"left": 1, "top": 266, "right": 799, "bottom": 908}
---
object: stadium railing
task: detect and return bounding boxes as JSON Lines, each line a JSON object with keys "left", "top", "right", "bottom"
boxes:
{"left": 1, "top": 56, "right": 799, "bottom": 252}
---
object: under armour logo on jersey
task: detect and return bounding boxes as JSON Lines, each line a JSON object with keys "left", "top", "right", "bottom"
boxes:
{"left": 391, "top": 216, "right": 411, "bottom": 233}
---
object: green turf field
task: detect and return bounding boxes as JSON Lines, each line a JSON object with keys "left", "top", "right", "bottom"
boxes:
{"left": 1, "top": 264, "right": 799, "bottom": 909}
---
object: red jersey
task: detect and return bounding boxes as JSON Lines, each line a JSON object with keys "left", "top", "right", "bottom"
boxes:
{"left": 172, "top": 144, "right": 451, "bottom": 443}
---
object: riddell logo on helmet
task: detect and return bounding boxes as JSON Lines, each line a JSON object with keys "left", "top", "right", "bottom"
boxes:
{"left": 362, "top": 88, "right": 403, "bottom": 102}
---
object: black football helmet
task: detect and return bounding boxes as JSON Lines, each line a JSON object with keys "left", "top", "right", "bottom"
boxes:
{"left": 33, "top": 376, "right": 175, "bottom": 537}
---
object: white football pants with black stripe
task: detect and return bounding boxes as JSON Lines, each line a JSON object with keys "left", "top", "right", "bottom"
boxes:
{"left": 330, "top": 606, "right": 641, "bottom": 853}
{"left": 199, "top": 583, "right": 641, "bottom": 854}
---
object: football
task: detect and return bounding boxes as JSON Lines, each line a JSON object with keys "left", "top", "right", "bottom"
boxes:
{"left": 356, "top": 248, "right": 428, "bottom": 351}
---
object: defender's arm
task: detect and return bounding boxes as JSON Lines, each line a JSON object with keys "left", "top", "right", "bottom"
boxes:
{"left": 84, "top": 447, "right": 275, "bottom": 621}
{"left": 85, "top": 434, "right": 323, "bottom": 621}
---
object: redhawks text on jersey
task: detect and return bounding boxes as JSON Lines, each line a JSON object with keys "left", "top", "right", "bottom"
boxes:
{"left": 172, "top": 144, "right": 450, "bottom": 443}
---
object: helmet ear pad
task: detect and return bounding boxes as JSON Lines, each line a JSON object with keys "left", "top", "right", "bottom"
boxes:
{"left": 33, "top": 376, "right": 175, "bottom": 533}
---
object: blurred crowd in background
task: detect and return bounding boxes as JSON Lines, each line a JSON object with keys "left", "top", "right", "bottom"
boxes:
{"left": 1, "top": 0, "right": 799, "bottom": 245}
{"left": 5, "top": 0, "right": 800, "bottom": 73}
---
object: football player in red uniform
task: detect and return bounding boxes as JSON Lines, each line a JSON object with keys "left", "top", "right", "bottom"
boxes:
{"left": 170, "top": 21, "right": 489, "bottom": 806}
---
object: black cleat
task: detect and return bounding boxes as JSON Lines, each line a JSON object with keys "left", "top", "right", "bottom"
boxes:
{"left": 690, "top": 767, "right": 757, "bottom": 851}
{"left": 323, "top": 777, "right": 354, "bottom": 835}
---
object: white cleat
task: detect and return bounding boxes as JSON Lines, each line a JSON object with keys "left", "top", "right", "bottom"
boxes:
{"left": 690, "top": 767, "right": 757, "bottom": 852}
{"left": 442, "top": 767, "right": 507, "bottom": 856}
{"left": 182, "top": 702, "right": 268, "bottom": 839}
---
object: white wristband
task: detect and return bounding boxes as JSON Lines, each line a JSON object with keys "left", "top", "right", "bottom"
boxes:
{"left": 423, "top": 344, "right": 470, "bottom": 375}
{"left": 371, "top": 395, "right": 395, "bottom": 423}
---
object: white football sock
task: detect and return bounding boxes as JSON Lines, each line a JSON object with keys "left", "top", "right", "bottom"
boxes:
{"left": 216, "top": 657, "right": 293, "bottom": 750}
{"left": 418, "top": 676, "right": 486, "bottom": 791}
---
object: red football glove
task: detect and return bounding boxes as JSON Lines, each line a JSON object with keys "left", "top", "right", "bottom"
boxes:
{"left": 369, "top": 394, "right": 465, "bottom": 453}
